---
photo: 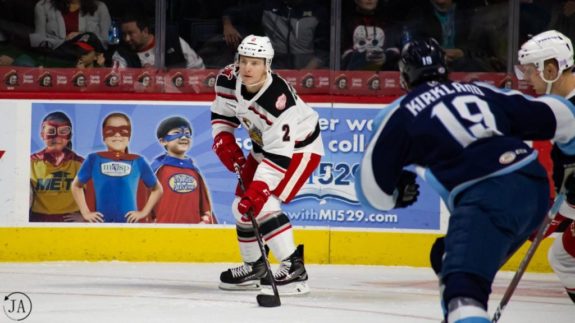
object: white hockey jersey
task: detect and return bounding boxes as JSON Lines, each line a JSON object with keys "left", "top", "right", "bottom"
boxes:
{"left": 211, "top": 65, "right": 324, "bottom": 191}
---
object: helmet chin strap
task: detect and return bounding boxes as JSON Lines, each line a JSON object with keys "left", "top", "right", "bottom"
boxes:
{"left": 235, "top": 70, "right": 273, "bottom": 110}
{"left": 239, "top": 74, "right": 267, "bottom": 88}
{"left": 541, "top": 70, "right": 561, "bottom": 95}
{"left": 545, "top": 81, "right": 553, "bottom": 95}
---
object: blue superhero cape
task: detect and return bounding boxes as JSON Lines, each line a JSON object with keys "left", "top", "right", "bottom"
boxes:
{"left": 151, "top": 153, "right": 197, "bottom": 173}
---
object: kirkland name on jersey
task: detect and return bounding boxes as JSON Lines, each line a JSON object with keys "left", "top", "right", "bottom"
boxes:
{"left": 373, "top": 80, "right": 574, "bottom": 207}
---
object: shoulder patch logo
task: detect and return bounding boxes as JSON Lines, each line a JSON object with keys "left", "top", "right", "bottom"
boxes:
{"left": 275, "top": 93, "right": 287, "bottom": 110}
{"left": 499, "top": 151, "right": 516, "bottom": 165}
{"left": 221, "top": 64, "right": 235, "bottom": 80}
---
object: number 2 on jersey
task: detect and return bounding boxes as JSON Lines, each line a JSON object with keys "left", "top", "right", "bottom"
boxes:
{"left": 282, "top": 124, "right": 290, "bottom": 142}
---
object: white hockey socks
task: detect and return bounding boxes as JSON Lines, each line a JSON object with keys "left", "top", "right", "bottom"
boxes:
{"left": 447, "top": 297, "right": 489, "bottom": 323}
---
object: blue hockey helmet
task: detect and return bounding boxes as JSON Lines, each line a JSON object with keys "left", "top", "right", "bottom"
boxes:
{"left": 399, "top": 38, "right": 448, "bottom": 90}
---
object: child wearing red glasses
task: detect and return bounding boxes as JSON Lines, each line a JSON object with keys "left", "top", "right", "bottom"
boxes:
{"left": 30, "top": 111, "right": 85, "bottom": 222}
{"left": 71, "top": 112, "right": 163, "bottom": 223}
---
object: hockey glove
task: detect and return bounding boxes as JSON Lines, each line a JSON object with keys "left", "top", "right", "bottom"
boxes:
{"left": 395, "top": 170, "right": 420, "bottom": 209}
{"left": 212, "top": 132, "right": 246, "bottom": 172}
{"left": 238, "top": 181, "right": 271, "bottom": 217}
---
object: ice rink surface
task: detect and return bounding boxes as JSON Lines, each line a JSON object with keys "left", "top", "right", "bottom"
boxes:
{"left": 0, "top": 262, "right": 572, "bottom": 323}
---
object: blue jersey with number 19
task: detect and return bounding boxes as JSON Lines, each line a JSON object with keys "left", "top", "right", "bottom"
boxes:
{"left": 357, "top": 80, "right": 575, "bottom": 211}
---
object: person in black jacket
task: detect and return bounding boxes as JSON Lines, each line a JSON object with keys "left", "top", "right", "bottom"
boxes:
{"left": 111, "top": 13, "right": 204, "bottom": 68}
{"left": 222, "top": 0, "right": 329, "bottom": 69}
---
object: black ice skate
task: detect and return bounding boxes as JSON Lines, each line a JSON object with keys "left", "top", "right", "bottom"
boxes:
{"left": 261, "top": 244, "right": 310, "bottom": 295}
{"left": 219, "top": 256, "right": 268, "bottom": 291}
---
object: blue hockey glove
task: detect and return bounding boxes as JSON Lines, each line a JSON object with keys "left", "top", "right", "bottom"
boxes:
{"left": 395, "top": 170, "right": 420, "bottom": 208}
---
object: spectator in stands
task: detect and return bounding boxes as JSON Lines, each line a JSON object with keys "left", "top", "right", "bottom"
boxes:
{"left": 70, "top": 32, "right": 106, "bottom": 68}
{"left": 222, "top": 0, "right": 330, "bottom": 69}
{"left": 0, "top": 0, "right": 36, "bottom": 49}
{"left": 549, "top": 0, "right": 575, "bottom": 43}
{"left": 111, "top": 13, "right": 205, "bottom": 69}
{"left": 30, "top": 0, "right": 111, "bottom": 50}
{"left": 405, "top": 0, "right": 496, "bottom": 71}
{"left": 341, "top": 0, "right": 400, "bottom": 71}
{"left": 0, "top": 52, "right": 37, "bottom": 67}
{"left": 519, "top": 0, "right": 553, "bottom": 45}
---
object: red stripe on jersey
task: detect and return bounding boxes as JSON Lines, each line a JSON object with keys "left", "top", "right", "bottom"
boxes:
{"left": 263, "top": 224, "right": 292, "bottom": 241}
{"left": 211, "top": 119, "right": 239, "bottom": 127}
{"left": 274, "top": 152, "right": 321, "bottom": 203}
{"left": 248, "top": 106, "right": 273, "bottom": 125}
{"left": 238, "top": 237, "right": 259, "bottom": 243}
{"left": 263, "top": 159, "right": 286, "bottom": 173}
{"left": 217, "top": 92, "right": 237, "bottom": 100}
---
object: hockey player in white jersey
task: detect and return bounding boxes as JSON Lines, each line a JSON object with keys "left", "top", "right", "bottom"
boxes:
{"left": 355, "top": 38, "right": 575, "bottom": 322}
{"left": 517, "top": 29, "right": 575, "bottom": 304}
{"left": 211, "top": 35, "right": 323, "bottom": 295}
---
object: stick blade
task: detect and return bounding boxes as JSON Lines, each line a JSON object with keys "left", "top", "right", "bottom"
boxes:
{"left": 256, "top": 294, "right": 281, "bottom": 307}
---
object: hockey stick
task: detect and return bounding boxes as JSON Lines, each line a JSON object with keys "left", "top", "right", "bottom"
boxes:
{"left": 491, "top": 193, "right": 565, "bottom": 322}
{"left": 234, "top": 163, "right": 281, "bottom": 308}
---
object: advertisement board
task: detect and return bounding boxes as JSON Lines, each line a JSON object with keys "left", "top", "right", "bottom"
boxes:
{"left": 2, "top": 100, "right": 441, "bottom": 229}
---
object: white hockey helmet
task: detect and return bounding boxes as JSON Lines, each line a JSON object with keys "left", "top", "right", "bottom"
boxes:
{"left": 516, "top": 30, "right": 574, "bottom": 82}
{"left": 237, "top": 35, "right": 274, "bottom": 71}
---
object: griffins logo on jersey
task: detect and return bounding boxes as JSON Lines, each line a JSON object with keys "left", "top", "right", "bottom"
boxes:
{"left": 101, "top": 162, "right": 131, "bottom": 176}
{"left": 243, "top": 117, "right": 264, "bottom": 147}
{"left": 38, "top": 72, "right": 53, "bottom": 87}
{"left": 72, "top": 72, "right": 87, "bottom": 87}
{"left": 168, "top": 173, "right": 197, "bottom": 193}
{"left": 4, "top": 70, "right": 18, "bottom": 87}
{"left": 104, "top": 73, "right": 120, "bottom": 87}
{"left": 335, "top": 74, "right": 348, "bottom": 90}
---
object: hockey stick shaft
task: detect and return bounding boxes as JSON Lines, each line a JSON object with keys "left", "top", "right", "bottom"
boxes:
{"left": 491, "top": 193, "right": 565, "bottom": 322}
{"left": 234, "top": 164, "right": 281, "bottom": 307}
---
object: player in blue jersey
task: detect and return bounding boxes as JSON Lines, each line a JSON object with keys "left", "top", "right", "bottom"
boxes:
{"left": 355, "top": 38, "right": 575, "bottom": 323}
{"left": 71, "top": 112, "right": 163, "bottom": 223}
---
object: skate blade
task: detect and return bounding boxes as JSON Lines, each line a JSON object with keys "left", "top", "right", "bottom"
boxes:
{"left": 219, "top": 281, "right": 261, "bottom": 291}
{"left": 260, "top": 281, "right": 309, "bottom": 296}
